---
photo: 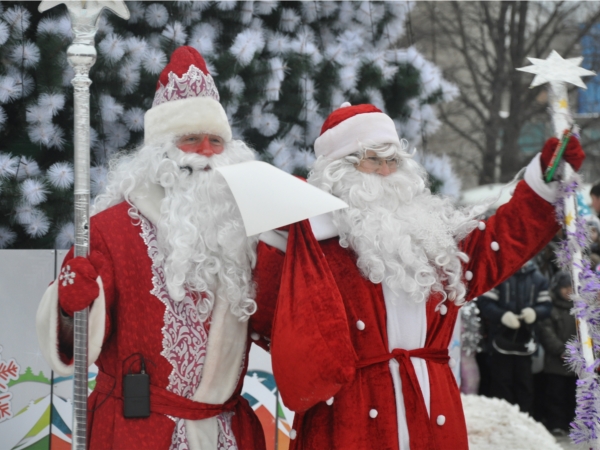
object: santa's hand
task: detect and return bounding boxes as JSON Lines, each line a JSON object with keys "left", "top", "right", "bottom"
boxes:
{"left": 501, "top": 311, "right": 521, "bottom": 329}
{"left": 58, "top": 254, "right": 101, "bottom": 317}
{"left": 520, "top": 307, "right": 536, "bottom": 324}
{"left": 540, "top": 135, "right": 585, "bottom": 173}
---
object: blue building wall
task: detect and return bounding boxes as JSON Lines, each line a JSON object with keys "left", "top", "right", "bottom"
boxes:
{"left": 578, "top": 23, "right": 600, "bottom": 114}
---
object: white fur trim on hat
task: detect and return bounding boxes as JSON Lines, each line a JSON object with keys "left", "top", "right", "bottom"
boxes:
{"left": 314, "top": 112, "right": 401, "bottom": 160}
{"left": 144, "top": 96, "right": 232, "bottom": 144}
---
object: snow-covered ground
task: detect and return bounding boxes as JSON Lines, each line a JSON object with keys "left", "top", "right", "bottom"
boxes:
{"left": 555, "top": 435, "right": 580, "bottom": 450}
{"left": 462, "top": 394, "right": 563, "bottom": 450}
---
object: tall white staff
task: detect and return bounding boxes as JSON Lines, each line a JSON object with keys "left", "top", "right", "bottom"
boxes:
{"left": 518, "top": 50, "right": 595, "bottom": 366}
{"left": 37, "top": 2, "right": 129, "bottom": 449}
{"left": 518, "top": 51, "right": 598, "bottom": 444}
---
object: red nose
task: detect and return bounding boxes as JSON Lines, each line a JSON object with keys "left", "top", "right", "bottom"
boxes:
{"left": 197, "top": 136, "right": 217, "bottom": 157}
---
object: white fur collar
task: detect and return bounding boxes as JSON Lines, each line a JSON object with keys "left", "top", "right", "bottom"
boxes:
{"left": 258, "top": 212, "right": 339, "bottom": 253}
{"left": 309, "top": 212, "right": 339, "bottom": 241}
{"left": 129, "top": 182, "right": 165, "bottom": 225}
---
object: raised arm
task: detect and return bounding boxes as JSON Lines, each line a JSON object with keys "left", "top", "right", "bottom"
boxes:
{"left": 461, "top": 137, "right": 583, "bottom": 301}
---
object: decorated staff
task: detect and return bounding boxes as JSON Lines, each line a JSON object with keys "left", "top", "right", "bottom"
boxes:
{"left": 518, "top": 51, "right": 598, "bottom": 446}
{"left": 37, "top": 2, "right": 130, "bottom": 449}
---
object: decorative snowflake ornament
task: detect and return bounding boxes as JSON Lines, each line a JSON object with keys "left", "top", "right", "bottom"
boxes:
{"left": 59, "top": 264, "right": 76, "bottom": 286}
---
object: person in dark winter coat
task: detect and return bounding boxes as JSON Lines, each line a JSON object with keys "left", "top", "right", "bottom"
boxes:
{"left": 478, "top": 260, "right": 552, "bottom": 413}
{"left": 538, "top": 271, "right": 577, "bottom": 435}
{"left": 586, "top": 219, "right": 600, "bottom": 268}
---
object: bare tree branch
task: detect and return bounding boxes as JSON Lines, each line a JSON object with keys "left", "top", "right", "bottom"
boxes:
{"left": 414, "top": 1, "right": 600, "bottom": 185}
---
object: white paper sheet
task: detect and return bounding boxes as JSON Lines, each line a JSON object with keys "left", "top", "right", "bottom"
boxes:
{"left": 216, "top": 161, "right": 348, "bottom": 236}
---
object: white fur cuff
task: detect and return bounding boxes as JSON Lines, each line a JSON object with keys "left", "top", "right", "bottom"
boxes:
{"left": 36, "top": 277, "right": 106, "bottom": 376}
{"left": 259, "top": 229, "right": 288, "bottom": 253}
{"left": 524, "top": 153, "right": 561, "bottom": 203}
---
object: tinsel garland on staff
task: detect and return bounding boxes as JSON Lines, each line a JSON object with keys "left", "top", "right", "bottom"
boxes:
{"left": 518, "top": 50, "right": 597, "bottom": 447}
{"left": 554, "top": 172, "right": 600, "bottom": 445}
{"left": 460, "top": 302, "right": 482, "bottom": 357}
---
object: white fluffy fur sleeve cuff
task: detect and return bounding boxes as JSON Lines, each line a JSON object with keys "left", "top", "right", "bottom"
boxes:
{"left": 524, "top": 153, "right": 563, "bottom": 204}
{"left": 36, "top": 278, "right": 106, "bottom": 376}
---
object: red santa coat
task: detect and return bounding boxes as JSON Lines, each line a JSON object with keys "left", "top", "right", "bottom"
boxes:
{"left": 251, "top": 173, "right": 560, "bottom": 449}
{"left": 36, "top": 201, "right": 266, "bottom": 450}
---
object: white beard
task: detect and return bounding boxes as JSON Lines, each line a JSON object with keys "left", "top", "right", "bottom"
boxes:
{"left": 309, "top": 156, "right": 481, "bottom": 305}
{"left": 93, "top": 139, "right": 258, "bottom": 321}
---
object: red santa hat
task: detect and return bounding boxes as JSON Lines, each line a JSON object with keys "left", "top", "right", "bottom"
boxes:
{"left": 144, "top": 46, "right": 232, "bottom": 145}
{"left": 313, "top": 103, "right": 401, "bottom": 160}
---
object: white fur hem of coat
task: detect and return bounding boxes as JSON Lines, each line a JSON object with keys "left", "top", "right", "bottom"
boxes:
{"left": 36, "top": 277, "right": 106, "bottom": 376}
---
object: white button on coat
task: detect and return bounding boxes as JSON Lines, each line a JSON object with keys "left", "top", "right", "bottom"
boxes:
{"left": 326, "top": 397, "right": 334, "bottom": 405}
{"left": 465, "top": 271, "right": 473, "bottom": 281}
{"left": 250, "top": 332, "right": 260, "bottom": 341}
{"left": 439, "top": 304, "right": 448, "bottom": 315}
{"left": 437, "top": 415, "right": 446, "bottom": 426}
{"left": 369, "top": 409, "right": 378, "bottom": 418}
{"left": 356, "top": 320, "right": 366, "bottom": 331}
{"left": 478, "top": 221, "right": 486, "bottom": 230}
{"left": 290, "top": 429, "right": 297, "bottom": 440}
{"left": 491, "top": 241, "right": 499, "bottom": 251}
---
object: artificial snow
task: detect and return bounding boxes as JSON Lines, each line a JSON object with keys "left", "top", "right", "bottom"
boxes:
{"left": 98, "top": 34, "right": 125, "bottom": 63}
{"left": 462, "top": 394, "right": 562, "bottom": 450}
{"left": 162, "top": 22, "right": 187, "bottom": 47}
{"left": 0, "top": 106, "right": 7, "bottom": 128}
{"left": 142, "top": 48, "right": 167, "bottom": 75}
{"left": 0, "top": 226, "right": 16, "bottom": 249}
{"left": 20, "top": 179, "right": 48, "bottom": 206}
{"left": 4, "top": 6, "right": 30, "bottom": 34}
{"left": 144, "top": 3, "right": 169, "bottom": 29}
{"left": 0, "top": 153, "right": 17, "bottom": 179}
{"left": 47, "top": 162, "right": 74, "bottom": 190}
{"left": 123, "top": 107, "right": 145, "bottom": 132}
{"left": 189, "top": 23, "right": 217, "bottom": 56}
{"left": 0, "top": 75, "right": 20, "bottom": 104}
{"left": 24, "top": 211, "right": 50, "bottom": 238}
{"left": 55, "top": 222, "right": 75, "bottom": 250}
{"left": 38, "top": 93, "right": 66, "bottom": 116}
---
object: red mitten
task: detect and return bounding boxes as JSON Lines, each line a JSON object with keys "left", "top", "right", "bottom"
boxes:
{"left": 58, "top": 255, "right": 101, "bottom": 316}
{"left": 540, "top": 135, "right": 585, "bottom": 173}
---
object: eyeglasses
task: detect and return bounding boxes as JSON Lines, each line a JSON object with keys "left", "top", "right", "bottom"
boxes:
{"left": 176, "top": 133, "right": 225, "bottom": 156}
{"left": 176, "top": 133, "right": 224, "bottom": 148}
{"left": 357, "top": 155, "right": 400, "bottom": 172}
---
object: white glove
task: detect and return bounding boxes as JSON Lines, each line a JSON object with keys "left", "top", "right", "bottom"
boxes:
{"left": 520, "top": 307, "right": 536, "bottom": 324}
{"left": 501, "top": 311, "right": 521, "bottom": 329}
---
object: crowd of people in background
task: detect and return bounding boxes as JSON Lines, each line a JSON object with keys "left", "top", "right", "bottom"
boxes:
{"left": 469, "top": 181, "right": 600, "bottom": 437}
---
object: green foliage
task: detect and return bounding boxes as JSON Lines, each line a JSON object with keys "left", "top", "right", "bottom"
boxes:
{"left": 0, "top": 1, "right": 455, "bottom": 249}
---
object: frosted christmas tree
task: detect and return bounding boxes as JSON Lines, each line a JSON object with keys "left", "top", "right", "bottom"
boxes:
{"left": 0, "top": 1, "right": 458, "bottom": 249}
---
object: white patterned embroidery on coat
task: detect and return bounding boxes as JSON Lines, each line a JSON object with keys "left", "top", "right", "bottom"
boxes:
{"left": 153, "top": 64, "right": 220, "bottom": 107}
{"left": 140, "top": 217, "right": 238, "bottom": 450}
{"left": 217, "top": 413, "right": 237, "bottom": 449}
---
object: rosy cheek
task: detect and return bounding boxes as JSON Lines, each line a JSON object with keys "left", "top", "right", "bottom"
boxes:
{"left": 209, "top": 144, "right": 225, "bottom": 155}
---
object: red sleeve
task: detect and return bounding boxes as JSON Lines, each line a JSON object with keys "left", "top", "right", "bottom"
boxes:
{"left": 250, "top": 241, "right": 286, "bottom": 352}
{"left": 461, "top": 180, "right": 560, "bottom": 301}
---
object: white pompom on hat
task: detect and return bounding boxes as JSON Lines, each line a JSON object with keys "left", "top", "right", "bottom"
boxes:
{"left": 144, "top": 46, "right": 232, "bottom": 145}
{"left": 313, "top": 103, "right": 401, "bottom": 160}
